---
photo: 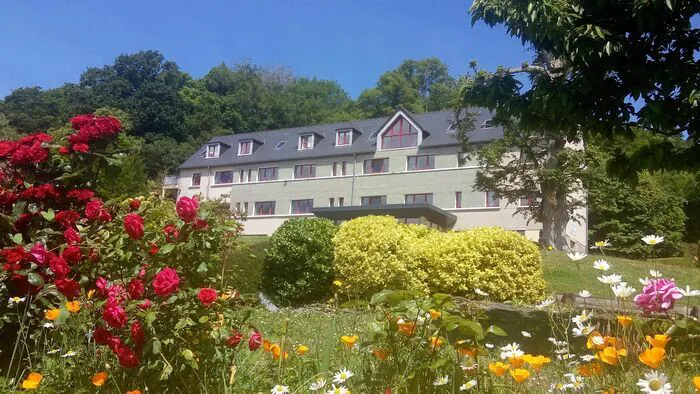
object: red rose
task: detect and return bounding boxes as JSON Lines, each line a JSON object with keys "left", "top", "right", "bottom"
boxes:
{"left": 107, "top": 335, "right": 123, "bottom": 353}
{"left": 58, "top": 146, "right": 71, "bottom": 155}
{"left": 96, "top": 277, "right": 109, "bottom": 297}
{"left": 127, "top": 278, "right": 145, "bottom": 300}
{"left": 227, "top": 330, "right": 244, "bottom": 347}
{"left": 129, "top": 198, "right": 141, "bottom": 210}
{"left": 49, "top": 256, "right": 70, "bottom": 278}
{"left": 197, "top": 288, "right": 218, "bottom": 307}
{"left": 62, "top": 245, "right": 83, "bottom": 264}
{"left": 64, "top": 227, "right": 81, "bottom": 244}
{"left": 123, "top": 213, "right": 144, "bottom": 240}
{"left": 116, "top": 345, "right": 140, "bottom": 368}
{"left": 55, "top": 210, "right": 81, "bottom": 228}
{"left": 138, "top": 299, "right": 152, "bottom": 309}
{"left": 176, "top": 196, "right": 199, "bottom": 223}
{"left": 102, "top": 300, "right": 127, "bottom": 328}
{"left": 249, "top": 330, "right": 262, "bottom": 351}
{"left": 107, "top": 284, "right": 127, "bottom": 303}
{"left": 1, "top": 245, "right": 29, "bottom": 265}
{"left": 131, "top": 321, "right": 145, "bottom": 349}
{"left": 71, "top": 143, "right": 90, "bottom": 153}
{"left": 147, "top": 242, "right": 159, "bottom": 255}
{"left": 85, "top": 199, "right": 104, "bottom": 220}
{"left": 55, "top": 278, "right": 81, "bottom": 299}
{"left": 152, "top": 267, "right": 180, "bottom": 297}
{"left": 29, "top": 243, "right": 51, "bottom": 266}
{"left": 93, "top": 327, "right": 113, "bottom": 345}
{"left": 66, "top": 189, "right": 95, "bottom": 202}
{"left": 193, "top": 218, "right": 209, "bottom": 230}
{"left": 163, "top": 224, "right": 179, "bottom": 243}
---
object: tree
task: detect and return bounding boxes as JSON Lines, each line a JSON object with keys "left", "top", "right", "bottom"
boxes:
{"left": 466, "top": 0, "right": 699, "bottom": 172}
{"left": 276, "top": 78, "right": 353, "bottom": 127}
{"left": 357, "top": 71, "right": 423, "bottom": 117}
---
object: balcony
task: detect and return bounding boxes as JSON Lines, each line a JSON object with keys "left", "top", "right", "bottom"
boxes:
{"left": 163, "top": 175, "right": 179, "bottom": 189}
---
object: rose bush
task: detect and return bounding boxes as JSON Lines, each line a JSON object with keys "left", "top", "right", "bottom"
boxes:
{"left": 0, "top": 113, "right": 261, "bottom": 391}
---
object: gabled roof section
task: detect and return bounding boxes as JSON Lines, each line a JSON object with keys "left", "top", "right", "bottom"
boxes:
{"left": 177, "top": 108, "right": 503, "bottom": 169}
{"left": 375, "top": 108, "right": 427, "bottom": 150}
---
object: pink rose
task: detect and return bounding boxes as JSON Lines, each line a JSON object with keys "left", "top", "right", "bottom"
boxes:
{"left": 127, "top": 278, "right": 145, "bottom": 300}
{"left": 176, "top": 196, "right": 199, "bottom": 223}
{"left": 152, "top": 267, "right": 180, "bottom": 297}
{"left": 249, "top": 330, "right": 262, "bottom": 351}
{"left": 102, "top": 300, "right": 127, "bottom": 328}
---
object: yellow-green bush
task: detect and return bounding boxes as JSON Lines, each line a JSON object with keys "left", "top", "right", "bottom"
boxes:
{"left": 333, "top": 216, "right": 546, "bottom": 303}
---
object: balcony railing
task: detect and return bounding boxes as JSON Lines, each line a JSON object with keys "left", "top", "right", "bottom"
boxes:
{"left": 163, "top": 175, "right": 179, "bottom": 186}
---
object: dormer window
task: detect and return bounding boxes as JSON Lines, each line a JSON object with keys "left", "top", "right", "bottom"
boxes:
{"left": 336, "top": 129, "right": 352, "bottom": 146}
{"left": 238, "top": 140, "right": 252, "bottom": 156}
{"left": 205, "top": 144, "right": 220, "bottom": 159}
{"left": 377, "top": 111, "right": 424, "bottom": 151}
{"left": 298, "top": 134, "right": 314, "bottom": 150}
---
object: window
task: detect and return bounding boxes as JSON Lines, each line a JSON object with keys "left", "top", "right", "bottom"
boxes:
{"left": 519, "top": 196, "right": 533, "bottom": 207}
{"left": 364, "top": 158, "right": 388, "bottom": 174}
{"left": 239, "top": 170, "right": 245, "bottom": 183}
{"left": 338, "top": 197, "right": 344, "bottom": 207}
{"left": 273, "top": 141, "right": 287, "bottom": 151}
{"left": 247, "top": 169, "right": 252, "bottom": 182}
{"left": 332, "top": 162, "right": 347, "bottom": 176}
{"left": 407, "top": 155, "right": 435, "bottom": 171}
{"left": 332, "top": 162, "right": 337, "bottom": 176}
{"left": 405, "top": 193, "right": 433, "bottom": 204}
{"left": 455, "top": 191, "right": 462, "bottom": 208}
{"left": 243, "top": 202, "right": 248, "bottom": 213}
{"left": 361, "top": 196, "right": 386, "bottom": 206}
{"left": 481, "top": 118, "right": 494, "bottom": 128}
{"left": 381, "top": 116, "right": 418, "bottom": 149}
{"left": 294, "top": 164, "right": 316, "bottom": 179}
{"left": 342, "top": 161, "right": 347, "bottom": 175}
{"left": 191, "top": 173, "right": 201, "bottom": 187}
{"left": 238, "top": 140, "right": 252, "bottom": 156}
{"left": 329, "top": 197, "right": 334, "bottom": 207}
{"left": 234, "top": 202, "right": 241, "bottom": 212}
{"left": 336, "top": 129, "right": 352, "bottom": 146}
{"left": 291, "top": 199, "right": 314, "bottom": 214}
{"left": 458, "top": 152, "right": 472, "bottom": 167}
{"left": 298, "top": 134, "right": 314, "bottom": 150}
{"left": 214, "top": 170, "right": 233, "bottom": 184}
{"left": 254, "top": 201, "right": 275, "bottom": 216}
{"left": 205, "top": 144, "right": 220, "bottom": 159}
{"left": 486, "top": 191, "right": 500, "bottom": 207}
{"left": 258, "top": 167, "right": 278, "bottom": 181}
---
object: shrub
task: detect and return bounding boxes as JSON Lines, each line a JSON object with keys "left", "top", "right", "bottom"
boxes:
{"left": 333, "top": 216, "right": 428, "bottom": 297}
{"left": 262, "top": 218, "right": 338, "bottom": 305}
{"left": 223, "top": 236, "right": 269, "bottom": 294}
{"left": 333, "top": 216, "right": 546, "bottom": 303}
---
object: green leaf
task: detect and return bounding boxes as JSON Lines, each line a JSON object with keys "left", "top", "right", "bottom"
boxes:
{"left": 40, "top": 208, "right": 55, "bottom": 221}
{"left": 196, "top": 262, "right": 208, "bottom": 274}
{"left": 181, "top": 349, "right": 194, "bottom": 360}
{"left": 487, "top": 325, "right": 508, "bottom": 336}
{"left": 429, "top": 358, "right": 448, "bottom": 370}
{"left": 159, "top": 244, "right": 175, "bottom": 255}
{"left": 145, "top": 312, "right": 156, "bottom": 326}
{"left": 159, "top": 363, "right": 173, "bottom": 380}
{"left": 152, "top": 340, "right": 161, "bottom": 355}
{"left": 27, "top": 272, "right": 44, "bottom": 287}
{"left": 11, "top": 233, "right": 23, "bottom": 244}
{"left": 198, "top": 316, "right": 209, "bottom": 323}
{"left": 665, "top": 0, "right": 673, "bottom": 10}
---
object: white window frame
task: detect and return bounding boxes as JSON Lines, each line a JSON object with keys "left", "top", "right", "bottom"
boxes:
{"left": 298, "top": 134, "right": 314, "bottom": 150}
{"left": 237, "top": 140, "right": 253, "bottom": 156}
{"left": 205, "top": 144, "right": 220, "bottom": 159}
{"left": 191, "top": 172, "right": 201, "bottom": 187}
{"left": 336, "top": 129, "right": 352, "bottom": 146}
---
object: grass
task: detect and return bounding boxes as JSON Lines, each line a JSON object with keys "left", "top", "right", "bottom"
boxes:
{"left": 541, "top": 250, "right": 700, "bottom": 297}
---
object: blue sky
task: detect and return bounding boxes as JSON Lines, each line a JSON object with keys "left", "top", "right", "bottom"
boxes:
{"left": 0, "top": 0, "right": 531, "bottom": 98}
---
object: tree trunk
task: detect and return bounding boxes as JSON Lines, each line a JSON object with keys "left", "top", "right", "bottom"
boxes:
{"left": 539, "top": 139, "right": 570, "bottom": 250}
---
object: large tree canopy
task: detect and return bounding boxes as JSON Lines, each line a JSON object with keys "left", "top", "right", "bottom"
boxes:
{"left": 467, "top": 0, "right": 699, "bottom": 170}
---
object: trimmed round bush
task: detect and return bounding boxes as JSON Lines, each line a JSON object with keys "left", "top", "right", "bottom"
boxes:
{"left": 262, "top": 218, "right": 337, "bottom": 305}
{"left": 333, "top": 216, "right": 547, "bottom": 303}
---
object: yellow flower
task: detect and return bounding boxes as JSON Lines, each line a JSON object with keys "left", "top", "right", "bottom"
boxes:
{"left": 522, "top": 354, "right": 551, "bottom": 372}
{"left": 597, "top": 346, "right": 627, "bottom": 365}
{"left": 21, "top": 372, "right": 43, "bottom": 390}
{"left": 126, "top": 390, "right": 142, "bottom": 394}
{"left": 428, "top": 309, "right": 441, "bottom": 319}
{"left": 616, "top": 315, "right": 633, "bottom": 327}
{"left": 638, "top": 347, "right": 665, "bottom": 369}
{"left": 87, "top": 289, "right": 96, "bottom": 299}
{"left": 488, "top": 361, "right": 510, "bottom": 377}
{"left": 693, "top": 376, "right": 700, "bottom": 391}
{"left": 270, "top": 344, "right": 289, "bottom": 360}
{"left": 509, "top": 368, "right": 530, "bottom": 383}
{"left": 66, "top": 300, "right": 81, "bottom": 313}
{"left": 91, "top": 371, "right": 108, "bottom": 387}
{"left": 646, "top": 334, "right": 670, "bottom": 349}
{"left": 333, "top": 280, "right": 343, "bottom": 287}
{"left": 45, "top": 308, "right": 60, "bottom": 321}
{"left": 340, "top": 335, "right": 358, "bottom": 349}
{"left": 296, "top": 345, "right": 309, "bottom": 356}
{"left": 429, "top": 336, "right": 445, "bottom": 348}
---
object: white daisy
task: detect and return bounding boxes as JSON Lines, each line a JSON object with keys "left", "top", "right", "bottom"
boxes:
{"left": 592, "top": 259, "right": 610, "bottom": 271}
{"left": 549, "top": 382, "right": 573, "bottom": 392}
{"left": 43, "top": 322, "right": 54, "bottom": 328}
{"left": 61, "top": 351, "right": 77, "bottom": 358}
{"left": 611, "top": 282, "right": 636, "bottom": 298}
{"left": 598, "top": 274, "right": 623, "bottom": 284}
{"left": 580, "top": 354, "right": 595, "bottom": 362}
{"left": 571, "top": 324, "right": 595, "bottom": 337}
{"left": 270, "top": 385, "right": 289, "bottom": 394}
{"left": 521, "top": 331, "right": 532, "bottom": 338}
{"left": 536, "top": 298, "right": 555, "bottom": 309}
{"left": 547, "top": 337, "right": 568, "bottom": 347}
{"left": 578, "top": 290, "right": 592, "bottom": 298}
{"left": 474, "top": 288, "right": 489, "bottom": 296}
{"left": 309, "top": 379, "right": 327, "bottom": 391}
{"left": 639, "top": 277, "right": 652, "bottom": 286}
{"left": 636, "top": 371, "right": 673, "bottom": 393}
{"left": 460, "top": 363, "right": 477, "bottom": 373}
{"left": 589, "top": 334, "right": 605, "bottom": 347}
{"left": 325, "top": 385, "right": 349, "bottom": 394}
{"left": 678, "top": 285, "right": 700, "bottom": 297}
{"left": 8, "top": 296, "right": 26, "bottom": 306}
{"left": 571, "top": 310, "right": 592, "bottom": 325}
{"left": 565, "top": 373, "right": 585, "bottom": 391}
{"left": 460, "top": 379, "right": 477, "bottom": 391}
{"left": 499, "top": 343, "right": 524, "bottom": 359}
{"left": 567, "top": 252, "right": 587, "bottom": 261}
{"left": 641, "top": 235, "right": 664, "bottom": 245}
{"left": 433, "top": 375, "right": 449, "bottom": 386}
{"left": 591, "top": 239, "right": 610, "bottom": 249}
{"left": 332, "top": 368, "right": 354, "bottom": 384}
{"left": 485, "top": 343, "right": 494, "bottom": 349}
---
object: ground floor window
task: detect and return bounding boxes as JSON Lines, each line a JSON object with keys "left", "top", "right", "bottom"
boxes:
{"left": 255, "top": 201, "right": 275, "bottom": 215}
{"left": 405, "top": 193, "right": 433, "bottom": 204}
{"left": 361, "top": 195, "right": 386, "bottom": 206}
{"left": 214, "top": 170, "right": 233, "bottom": 184}
{"left": 291, "top": 199, "right": 314, "bottom": 214}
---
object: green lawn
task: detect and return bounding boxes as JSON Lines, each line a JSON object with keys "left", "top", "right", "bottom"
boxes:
{"left": 541, "top": 251, "right": 700, "bottom": 297}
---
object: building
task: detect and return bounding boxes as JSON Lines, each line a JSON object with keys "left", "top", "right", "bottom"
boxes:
{"left": 170, "top": 108, "right": 587, "bottom": 250}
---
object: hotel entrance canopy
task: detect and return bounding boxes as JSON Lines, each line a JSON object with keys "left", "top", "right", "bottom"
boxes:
{"left": 312, "top": 203, "right": 457, "bottom": 230}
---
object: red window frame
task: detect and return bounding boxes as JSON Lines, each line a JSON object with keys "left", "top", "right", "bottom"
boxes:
{"left": 407, "top": 155, "right": 434, "bottom": 171}
{"left": 336, "top": 130, "right": 351, "bottom": 146}
{"left": 255, "top": 201, "right": 275, "bottom": 216}
{"left": 519, "top": 196, "right": 533, "bottom": 207}
{"left": 291, "top": 199, "right": 314, "bottom": 214}
{"left": 294, "top": 164, "right": 316, "bottom": 179}
{"left": 191, "top": 173, "right": 201, "bottom": 187}
{"left": 299, "top": 135, "right": 313, "bottom": 150}
{"left": 364, "top": 158, "right": 388, "bottom": 174}
{"left": 238, "top": 141, "right": 252, "bottom": 155}
{"left": 486, "top": 191, "right": 500, "bottom": 207}
{"left": 455, "top": 191, "right": 462, "bottom": 208}
{"left": 381, "top": 117, "right": 418, "bottom": 149}
{"left": 405, "top": 193, "right": 433, "bottom": 204}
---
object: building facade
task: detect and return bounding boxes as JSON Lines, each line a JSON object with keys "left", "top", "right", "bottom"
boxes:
{"left": 172, "top": 109, "right": 587, "bottom": 250}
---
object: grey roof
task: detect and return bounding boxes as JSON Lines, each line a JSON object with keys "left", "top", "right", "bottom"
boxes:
{"left": 312, "top": 203, "right": 458, "bottom": 228}
{"left": 178, "top": 108, "right": 502, "bottom": 169}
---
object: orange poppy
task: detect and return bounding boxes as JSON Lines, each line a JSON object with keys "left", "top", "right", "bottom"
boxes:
{"left": 577, "top": 362, "right": 603, "bottom": 377}
{"left": 340, "top": 335, "right": 358, "bottom": 348}
{"left": 66, "top": 300, "right": 81, "bottom": 313}
{"left": 428, "top": 309, "right": 442, "bottom": 319}
{"left": 645, "top": 334, "right": 670, "bottom": 349}
{"left": 372, "top": 349, "right": 390, "bottom": 361}
{"left": 522, "top": 354, "right": 551, "bottom": 372}
{"left": 21, "top": 372, "right": 43, "bottom": 390}
{"left": 597, "top": 346, "right": 627, "bottom": 365}
{"left": 91, "top": 372, "right": 108, "bottom": 387}
{"left": 692, "top": 376, "right": 700, "bottom": 391}
{"left": 508, "top": 356, "right": 525, "bottom": 368}
{"left": 126, "top": 391, "right": 142, "bottom": 394}
{"left": 616, "top": 315, "right": 633, "bottom": 327}
{"left": 296, "top": 345, "right": 309, "bottom": 356}
{"left": 429, "top": 336, "right": 444, "bottom": 348}
{"left": 509, "top": 368, "right": 530, "bottom": 383}
{"left": 270, "top": 344, "right": 289, "bottom": 360}
{"left": 263, "top": 339, "right": 272, "bottom": 352}
{"left": 638, "top": 347, "right": 665, "bottom": 369}
{"left": 45, "top": 308, "right": 60, "bottom": 321}
{"left": 488, "top": 362, "right": 510, "bottom": 377}
{"left": 397, "top": 321, "right": 416, "bottom": 336}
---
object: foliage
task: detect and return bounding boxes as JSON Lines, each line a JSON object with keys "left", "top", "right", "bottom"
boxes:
{"left": 467, "top": 0, "right": 700, "bottom": 171}
{"left": 220, "top": 236, "right": 269, "bottom": 295}
{"left": 262, "top": 218, "right": 338, "bottom": 305}
{"left": 333, "top": 216, "right": 546, "bottom": 303}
